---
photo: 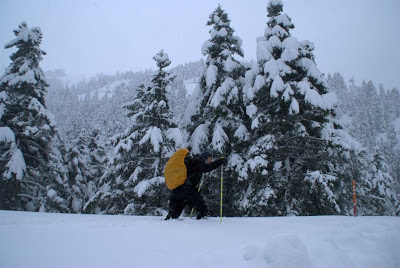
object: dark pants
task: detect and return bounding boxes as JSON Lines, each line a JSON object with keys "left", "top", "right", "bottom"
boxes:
{"left": 167, "top": 185, "right": 207, "bottom": 219}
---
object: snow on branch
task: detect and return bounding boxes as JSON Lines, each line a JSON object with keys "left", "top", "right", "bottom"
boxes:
{"left": 125, "top": 167, "right": 143, "bottom": 187}
{"left": 210, "top": 27, "right": 228, "bottom": 38}
{"left": 166, "top": 128, "right": 183, "bottom": 148}
{"left": 4, "top": 147, "right": 26, "bottom": 180}
{"left": 201, "top": 40, "right": 213, "bottom": 56}
{"left": 28, "top": 97, "right": 56, "bottom": 122}
{"left": 153, "top": 50, "right": 171, "bottom": 69}
{"left": 7, "top": 70, "right": 37, "bottom": 86}
{"left": 212, "top": 124, "right": 228, "bottom": 152}
{"left": 134, "top": 176, "right": 165, "bottom": 198}
{"left": 139, "top": 127, "right": 163, "bottom": 153}
{"left": 270, "top": 75, "right": 284, "bottom": 98}
{"left": 206, "top": 64, "right": 218, "bottom": 87}
{"left": 190, "top": 124, "right": 209, "bottom": 154}
{"left": 297, "top": 81, "right": 338, "bottom": 110}
{"left": 256, "top": 37, "right": 273, "bottom": 62}
{"left": 304, "top": 171, "right": 340, "bottom": 213}
{"left": 289, "top": 97, "right": 299, "bottom": 114}
{"left": 321, "top": 122, "right": 364, "bottom": 156}
{"left": 0, "top": 127, "right": 15, "bottom": 143}
{"left": 210, "top": 78, "right": 235, "bottom": 107}
{"left": 5, "top": 22, "right": 44, "bottom": 49}
{"left": 297, "top": 58, "right": 323, "bottom": 84}
{"left": 282, "top": 37, "right": 300, "bottom": 62}
{"left": 0, "top": 91, "right": 8, "bottom": 119}
{"left": 246, "top": 104, "right": 258, "bottom": 118}
{"left": 47, "top": 189, "right": 66, "bottom": 204}
{"left": 234, "top": 124, "right": 250, "bottom": 142}
{"left": 1, "top": 127, "right": 26, "bottom": 180}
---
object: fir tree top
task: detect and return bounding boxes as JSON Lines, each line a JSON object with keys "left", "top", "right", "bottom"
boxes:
{"left": 249, "top": 0, "right": 335, "bottom": 117}
{"left": 1, "top": 21, "right": 48, "bottom": 104}
{"left": 266, "top": 0, "right": 294, "bottom": 40}
{"left": 202, "top": 5, "right": 243, "bottom": 61}
{"left": 153, "top": 50, "right": 171, "bottom": 70}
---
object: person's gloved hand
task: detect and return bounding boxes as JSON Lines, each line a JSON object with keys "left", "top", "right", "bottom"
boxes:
{"left": 219, "top": 156, "right": 227, "bottom": 165}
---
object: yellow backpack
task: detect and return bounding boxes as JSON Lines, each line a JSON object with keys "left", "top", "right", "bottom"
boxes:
{"left": 164, "top": 149, "right": 190, "bottom": 190}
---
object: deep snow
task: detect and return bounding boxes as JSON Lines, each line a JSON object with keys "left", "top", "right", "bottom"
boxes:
{"left": 0, "top": 210, "right": 399, "bottom": 268}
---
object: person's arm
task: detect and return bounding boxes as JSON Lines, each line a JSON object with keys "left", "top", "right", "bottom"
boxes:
{"left": 194, "top": 158, "right": 224, "bottom": 173}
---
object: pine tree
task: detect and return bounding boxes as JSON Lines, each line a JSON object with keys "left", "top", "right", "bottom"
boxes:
{"left": 327, "top": 73, "right": 349, "bottom": 117}
{"left": 238, "top": 0, "right": 364, "bottom": 216}
{"left": 358, "top": 147, "right": 397, "bottom": 215}
{"left": 86, "top": 50, "right": 183, "bottom": 215}
{"left": 183, "top": 5, "right": 247, "bottom": 216}
{"left": 387, "top": 88, "right": 400, "bottom": 119}
{"left": 67, "top": 133, "right": 90, "bottom": 213}
{"left": 87, "top": 129, "right": 107, "bottom": 189}
{"left": 354, "top": 81, "right": 379, "bottom": 147}
{"left": 168, "top": 78, "right": 188, "bottom": 127}
{"left": 0, "top": 22, "right": 70, "bottom": 212}
{"left": 376, "top": 84, "right": 387, "bottom": 133}
{"left": 66, "top": 129, "right": 105, "bottom": 213}
{"left": 329, "top": 75, "right": 399, "bottom": 214}
{"left": 381, "top": 123, "right": 400, "bottom": 188}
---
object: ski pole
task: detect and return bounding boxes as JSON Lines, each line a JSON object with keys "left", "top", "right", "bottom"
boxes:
{"left": 220, "top": 164, "right": 223, "bottom": 223}
{"left": 190, "top": 175, "right": 204, "bottom": 218}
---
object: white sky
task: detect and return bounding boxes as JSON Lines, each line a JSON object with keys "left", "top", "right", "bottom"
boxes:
{"left": 1, "top": 0, "right": 399, "bottom": 89}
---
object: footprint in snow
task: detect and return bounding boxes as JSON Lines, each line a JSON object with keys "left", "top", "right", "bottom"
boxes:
{"left": 263, "top": 234, "right": 310, "bottom": 268}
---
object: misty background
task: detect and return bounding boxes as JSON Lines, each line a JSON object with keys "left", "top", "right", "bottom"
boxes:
{"left": 1, "top": 0, "right": 399, "bottom": 90}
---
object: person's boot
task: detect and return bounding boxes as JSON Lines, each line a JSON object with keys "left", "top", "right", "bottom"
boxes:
{"left": 164, "top": 214, "right": 171, "bottom": 220}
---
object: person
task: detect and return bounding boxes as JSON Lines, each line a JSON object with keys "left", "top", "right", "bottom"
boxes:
{"left": 165, "top": 150, "right": 226, "bottom": 220}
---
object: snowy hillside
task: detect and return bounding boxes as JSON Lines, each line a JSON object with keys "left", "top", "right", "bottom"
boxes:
{"left": 1, "top": 210, "right": 399, "bottom": 268}
{"left": 77, "top": 80, "right": 130, "bottom": 101}
{"left": 183, "top": 78, "right": 200, "bottom": 97}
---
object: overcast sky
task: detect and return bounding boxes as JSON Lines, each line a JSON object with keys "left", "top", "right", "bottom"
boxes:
{"left": 1, "top": 0, "right": 399, "bottom": 89}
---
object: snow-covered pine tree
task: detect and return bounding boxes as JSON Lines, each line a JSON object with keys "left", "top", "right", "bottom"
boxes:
{"left": 183, "top": 5, "right": 247, "bottom": 216}
{"left": 328, "top": 74, "right": 399, "bottom": 214}
{"left": 67, "top": 132, "right": 90, "bottom": 213}
{"left": 384, "top": 87, "right": 400, "bottom": 187}
{"left": 358, "top": 147, "right": 397, "bottom": 215}
{"left": 86, "top": 50, "right": 183, "bottom": 215}
{"left": 66, "top": 129, "right": 105, "bottom": 213}
{"left": 239, "top": 0, "right": 365, "bottom": 216}
{"left": 87, "top": 129, "right": 107, "bottom": 189}
{"left": 0, "top": 22, "right": 70, "bottom": 212}
{"left": 380, "top": 121, "right": 400, "bottom": 194}
{"left": 327, "top": 73, "right": 350, "bottom": 117}
{"left": 376, "top": 84, "right": 387, "bottom": 134}
{"left": 168, "top": 78, "right": 188, "bottom": 127}
{"left": 353, "top": 81, "right": 380, "bottom": 147}
{"left": 386, "top": 88, "right": 400, "bottom": 120}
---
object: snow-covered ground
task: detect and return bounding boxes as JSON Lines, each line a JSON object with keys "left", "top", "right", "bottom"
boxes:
{"left": 0, "top": 210, "right": 399, "bottom": 268}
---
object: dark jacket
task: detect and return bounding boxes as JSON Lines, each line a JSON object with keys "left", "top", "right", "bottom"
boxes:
{"left": 184, "top": 155, "right": 224, "bottom": 189}
{"left": 170, "top": 155, "right": 224, "bottom": 200}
